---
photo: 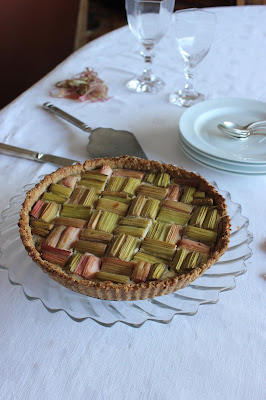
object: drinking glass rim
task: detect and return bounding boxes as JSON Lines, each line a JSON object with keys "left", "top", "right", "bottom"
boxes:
{"left": 174, "top": 8, "right": 216, "bottom": 18}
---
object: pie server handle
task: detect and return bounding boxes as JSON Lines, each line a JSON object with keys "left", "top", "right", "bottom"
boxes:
{"left": 43, "top": 102, "right": 92, "bottom": 133}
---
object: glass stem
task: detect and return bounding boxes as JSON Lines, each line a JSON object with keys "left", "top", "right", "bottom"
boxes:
{"left": 141, "top": 44, "right": 154, "bottom": 81}
{"left": 183, "top": 65, "right": 196, "bottom": 95}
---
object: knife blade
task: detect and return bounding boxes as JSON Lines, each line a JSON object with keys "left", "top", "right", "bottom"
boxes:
{"left": 0, "top": 143, "right": 79, "bottom": 167}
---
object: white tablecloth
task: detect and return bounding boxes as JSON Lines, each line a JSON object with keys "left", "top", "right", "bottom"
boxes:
{"left": 0, "top": 6, "right": 265, "bottom": 400}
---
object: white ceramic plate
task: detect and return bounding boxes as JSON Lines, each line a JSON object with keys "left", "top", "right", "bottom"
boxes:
{"left": 179, "top": 98, "right": 266, "bottom": 164}
{"left": 179, "top": 127, "right": 266, "bottom": 167}
{"left": 179, "top": 131, "right": 266, "bottom": 169}
{"left": 179, "top": 136, "right": 266, "bottom": 175}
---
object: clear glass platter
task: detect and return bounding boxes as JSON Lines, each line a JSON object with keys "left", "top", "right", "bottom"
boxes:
{"left": 0, "top": 180, "right": 253, "bottom": 327}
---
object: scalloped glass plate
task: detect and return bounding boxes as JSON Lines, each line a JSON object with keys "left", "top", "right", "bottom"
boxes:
{"left": 0, "top": 179, "right": 252, "bottom": 327}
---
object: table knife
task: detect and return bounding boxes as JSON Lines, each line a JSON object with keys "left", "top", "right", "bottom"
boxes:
{"left": 0, "top": 143, "right": 79, "bottom": 167}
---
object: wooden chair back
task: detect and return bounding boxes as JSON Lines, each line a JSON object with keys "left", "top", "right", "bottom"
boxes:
{"left": 237, "top": 0, "right": 266, "bottom": 5}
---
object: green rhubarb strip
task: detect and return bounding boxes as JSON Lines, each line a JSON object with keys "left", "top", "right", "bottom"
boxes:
{"left": 49, "top": 183, "right": 72, "bottom": 198}
{"left": 183, "top": 226, "right": 218, "bottom": 243}
{"left": 133, "top": 252, "right": 167, "bottom": 265}
{"left": 60, "top": 204, "right": 92, "bottom": 220}
{"left": 172, "top": 249, "right": 188, "bottom": 271}
{"left": 95, "top": 271, "right": 129, "bottom": 284}
{"left": 154, "top": 173, "right": 170, "bottom": 188}
{"left": 42, "top": 192, "right": 66, "bottom": 204}
{"left": 180, "top": 187, "right": 197, "bottom": 204}
{"left": 157, "top": 208, "right": 190, "bottom": 226}
{"left": 202, "top": 209, "right": 218, "bottom": 230}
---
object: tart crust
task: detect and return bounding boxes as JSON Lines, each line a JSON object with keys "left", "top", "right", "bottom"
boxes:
{"left": 19, "top": 156, "right": 231, "bottom": 301}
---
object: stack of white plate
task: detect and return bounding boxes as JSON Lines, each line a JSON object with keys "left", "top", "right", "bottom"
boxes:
{"left": 178, "top": 98, "right": 266, "bottom": 175}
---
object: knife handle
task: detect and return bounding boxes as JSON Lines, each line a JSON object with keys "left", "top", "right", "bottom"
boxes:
{"left": 43, "top": 102, "right": 92, "bottom": 133}
{"left": 0, "top": 143, "right": 41, "bottom": 162}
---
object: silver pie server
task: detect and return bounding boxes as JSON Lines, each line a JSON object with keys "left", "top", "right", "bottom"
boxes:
{"left": 43, "top": 102, "right": 147, "bottom": 159}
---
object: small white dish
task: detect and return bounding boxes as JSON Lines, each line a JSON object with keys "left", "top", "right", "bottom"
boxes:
{"left": 179, "top": 136, "right": 266, "bottom": 175}
{"left": 179, "top": 98, "right": 266, "bottom": 164}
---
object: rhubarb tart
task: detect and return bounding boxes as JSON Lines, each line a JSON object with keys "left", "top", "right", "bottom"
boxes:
{"left": 19, "top": 156, "right": 231, "bottom": 301}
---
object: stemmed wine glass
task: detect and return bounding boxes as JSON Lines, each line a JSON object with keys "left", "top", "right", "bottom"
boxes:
{"left": 169, "top": 8, "right": 216, "bottom": 107}
{"left": 126, "top": 0, "right": 175, "bottom": 94}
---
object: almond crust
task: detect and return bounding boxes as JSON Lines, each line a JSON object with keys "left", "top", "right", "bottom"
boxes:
{"left": 19, "top": 156, "right": 231, "bottom": 301}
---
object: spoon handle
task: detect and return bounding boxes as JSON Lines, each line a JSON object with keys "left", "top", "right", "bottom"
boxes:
{"left": 250, "top": 131, "right": 266, "bottom": 136}
{"left": 248, "top": 121, "right": 266, "bottom": 130}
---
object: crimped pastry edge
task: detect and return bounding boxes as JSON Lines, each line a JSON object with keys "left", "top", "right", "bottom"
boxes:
{"left": 19, "top": 156, "right": 231, "bottom": 301}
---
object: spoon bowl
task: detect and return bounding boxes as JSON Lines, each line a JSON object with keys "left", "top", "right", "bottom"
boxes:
{"left": 220, "top": 121, "right": 249, "bottom": 133}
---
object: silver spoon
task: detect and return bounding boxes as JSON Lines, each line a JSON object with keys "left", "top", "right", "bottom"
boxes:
{"left": 218, "top": 120, "right": 266, "bottom": 139}
{"left": 218, "top": 128, "right": 265, "bottom": 140}
{"left": 218, "top": 124, "right": 266, "bottom": 140}
{"left": 219, "top": 120, "right": 266, "bottom": 132}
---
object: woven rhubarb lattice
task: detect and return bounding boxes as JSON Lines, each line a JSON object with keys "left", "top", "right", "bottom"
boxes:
{"left": 19, "top": 156, "right": 231, "bottom": 301}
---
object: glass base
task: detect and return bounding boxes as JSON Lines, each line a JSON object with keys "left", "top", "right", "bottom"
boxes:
{"left": 169, "top": 90, "right": 204, "bottom": 107}
{"left": 126, "top": 75, "right": 165, "bottom": 94}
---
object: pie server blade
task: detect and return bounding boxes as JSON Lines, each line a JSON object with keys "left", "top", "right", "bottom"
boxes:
{"left": 43, "top": 103, "right": 147, "bottom": 159}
